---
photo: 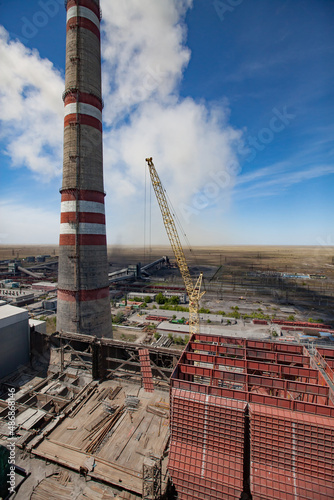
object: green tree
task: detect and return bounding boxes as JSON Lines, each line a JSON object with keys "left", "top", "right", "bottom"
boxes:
{"left": 156, "top": 292, "right": 166, "bottom": 304}
{"left": 199, "top": 307, "right": 211, "bottom": 314}
{"left": 113, "top": 312, "right": 125, "bottom": 324}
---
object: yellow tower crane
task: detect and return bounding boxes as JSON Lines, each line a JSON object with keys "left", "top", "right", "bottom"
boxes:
{"left": 145, "top": 157, "right": 205, "bottom": 336}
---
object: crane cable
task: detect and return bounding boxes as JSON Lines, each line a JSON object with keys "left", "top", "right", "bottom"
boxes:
{"left": 143, "top": 163, "right": 147, "bottom": 265}
{"left": 164, "top": 187, "right": 201, "bottom": 273}
{"left": 144, "top": 165, "right": 153, "bottom": 264}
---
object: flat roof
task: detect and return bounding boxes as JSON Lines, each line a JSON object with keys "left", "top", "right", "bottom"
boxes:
{"left": 0, "top": 304, "right": 29, "bottom": 329}
{"left": 32, "top": 281, "right": 57, "bottom": 287}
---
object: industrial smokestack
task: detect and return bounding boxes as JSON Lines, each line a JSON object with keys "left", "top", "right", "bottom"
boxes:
{"left": 57, "top": 0, "right": 112, "bottom": 338}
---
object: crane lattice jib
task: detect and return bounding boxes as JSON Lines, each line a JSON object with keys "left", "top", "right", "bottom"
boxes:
{"left": 145, "top": 157, "right": 205, "bottom": 336}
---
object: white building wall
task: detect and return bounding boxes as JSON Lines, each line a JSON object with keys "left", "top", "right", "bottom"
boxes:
{"left": 0, "top": 305, "right": 30, "bottom": 378}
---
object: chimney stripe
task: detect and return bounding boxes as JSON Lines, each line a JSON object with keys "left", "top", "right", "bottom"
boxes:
{"left": 64, "top": 102, "right": 102, "bottom": 122}
{"left": 59, "top": 234, "right": 106, "bottom": 246}
{"left": 61, "top": 190, "right": 105, "bottom": 203}
{"left": 67, "top": 17, "right": 100, "bottom": 40}
{"left": 60, "top": 222, "right": 106, "bottom": 235}
{"left": 61, "top": 212, "right": 106, "bottom": 224}
{"left": 66, "top": 0, "right": 100, "bottom": 20}
{"left": 64, "top": 92, "right": 103, "bottom": 112}
{"left": 61, "top": 200, "right": 105, "bottom": 214}
{"left": 58, "top": 287, "right": 110, "bottom": 302}
{"left": 67, "top": 6, "right": 100, "bottom": 28}
{"left": 64, "top": 114, "right": 102, "bottom": 132}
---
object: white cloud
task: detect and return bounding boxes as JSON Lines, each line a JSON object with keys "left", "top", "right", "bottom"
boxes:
{"left": 235, "top": 163, "right": 334, "bottom": 200}
{"left": 100, "top": 0, "right": 242, "bottom": 243}
{"left": 0, "top": 0, "right": 243, "bottom": 245}
{"left": 104, "top": 99, "right": 241, "bottom": 202}
{"left": 0, "top": 26, "right": 63, "bottom": 179}
{"left": 101, "top": 0, "right": 192, "bottom": 124}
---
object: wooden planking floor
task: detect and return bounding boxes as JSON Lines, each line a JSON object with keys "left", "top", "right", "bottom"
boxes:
{"left": 32, "top": 381, "right": 169, "bottom": 495}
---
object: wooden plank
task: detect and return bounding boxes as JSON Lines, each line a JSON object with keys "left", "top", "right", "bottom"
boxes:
{"left": 84, "top": 413, "right": 106, "bottom": 432}
{"left": 33, "top": 439, "right": 143, "bottom": 494}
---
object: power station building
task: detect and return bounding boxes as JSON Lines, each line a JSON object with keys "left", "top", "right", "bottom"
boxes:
{"left": 0, "top": 303, "right": 29, "bottom": 379}
{"left": 57, "top": 0, "right": 112, "bottom": 338}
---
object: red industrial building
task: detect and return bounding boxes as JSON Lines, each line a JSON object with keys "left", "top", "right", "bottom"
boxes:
{"left": 169, "top": 334, "right": 334, "bottom": 500}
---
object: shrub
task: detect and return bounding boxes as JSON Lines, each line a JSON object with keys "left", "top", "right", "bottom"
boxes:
{"left": 112, "top": 312, "right": 125, "bottom": 324}
{"left": 159, "top": 305, "right": 189, "bottom": 312}
{"left": 156, "top": 293, "right": 166, "bottom": 304}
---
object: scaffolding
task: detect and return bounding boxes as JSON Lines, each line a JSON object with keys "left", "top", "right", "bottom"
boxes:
{"left": 142, "top": 458, "right": 162, "bottom": 500}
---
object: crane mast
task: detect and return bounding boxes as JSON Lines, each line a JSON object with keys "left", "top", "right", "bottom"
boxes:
{"left": 145, "top": 157, "right": 205, "bottom": 336}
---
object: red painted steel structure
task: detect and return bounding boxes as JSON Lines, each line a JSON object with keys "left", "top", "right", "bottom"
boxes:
{"left": 314, "top": 347, "right": 334, "bottom": 386}
{"left": 138, "top": 349, "right": 154, "bottom": 392}
{"left": 169, "top": 334, "right": 334, "bottom": 500}
{"left": 272, "top": 319, "right": 332, "bottom": 329}
{"left": 169, "top": 389, "right": 246, "bottom": 500}
{"left": 145, "top": 315, "right": 170, "bottom": 322}
{"left": 250, "top": 404, "right": 334, "bottom": 500}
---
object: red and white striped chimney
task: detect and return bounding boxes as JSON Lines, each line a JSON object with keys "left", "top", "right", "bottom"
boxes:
{"left": 57, "top": 0, "right": 112, "bottom": 338}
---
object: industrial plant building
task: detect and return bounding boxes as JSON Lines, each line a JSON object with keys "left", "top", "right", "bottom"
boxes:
{"left": 0, "top": 303, "right": 29, "bottom": 379}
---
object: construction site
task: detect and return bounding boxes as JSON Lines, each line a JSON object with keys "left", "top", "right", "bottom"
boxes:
{"left": 1, "top": 307, "right": 334, "bottom": 499}
{"left": 0, "top": 0, "right": 334, "bottom": 499}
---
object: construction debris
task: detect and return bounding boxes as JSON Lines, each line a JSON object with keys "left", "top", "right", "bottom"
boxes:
{"left": 146, "top": 405, "right": 168, "bottom": 418}
{"left": 125, "top": 395, "right": 140, "bottom": 411}
{"left": 85, "top": 405, "right": 125, "bottom": 454}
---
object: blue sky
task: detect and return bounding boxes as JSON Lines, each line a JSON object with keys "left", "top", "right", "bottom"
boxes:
{"left": 0, "top": 0, "right": 333, "bottom": 247}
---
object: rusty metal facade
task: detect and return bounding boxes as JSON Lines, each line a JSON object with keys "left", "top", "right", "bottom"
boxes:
{"left": 169, "top": 335, "right": 334, "bottom": 500}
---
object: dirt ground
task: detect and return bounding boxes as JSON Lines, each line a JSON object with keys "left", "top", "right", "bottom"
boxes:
{"left": 1, "top": 244, "right": 333, "bottom": 269}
